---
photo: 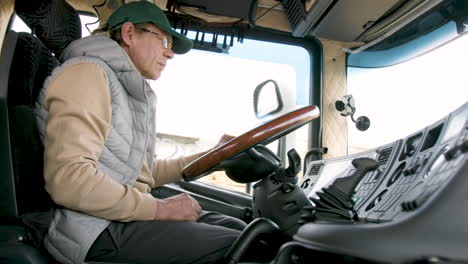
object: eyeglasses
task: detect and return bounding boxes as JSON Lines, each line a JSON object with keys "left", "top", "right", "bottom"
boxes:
{"left": 139, "top": 28, "right": 172, "bottom": 50}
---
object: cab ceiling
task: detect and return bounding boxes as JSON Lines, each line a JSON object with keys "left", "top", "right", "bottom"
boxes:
{"left": 66, "top": 0, "right": 443, "bottom": 50}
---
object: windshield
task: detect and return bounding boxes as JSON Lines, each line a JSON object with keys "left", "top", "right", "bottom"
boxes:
{"left": 347, "top": 33, "right": 468, "bottom": 153}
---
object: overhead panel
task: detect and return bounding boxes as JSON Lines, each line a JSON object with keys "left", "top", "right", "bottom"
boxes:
{"left": 311, "top": 0, "right": 402, "bottom": 42}
{"left": 175, "top": 0, "right": 256, "bottom": 19}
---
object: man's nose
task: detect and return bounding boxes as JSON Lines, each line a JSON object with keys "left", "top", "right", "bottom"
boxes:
{"left": 164, "top": 48, "right": 174, "bottom": 59}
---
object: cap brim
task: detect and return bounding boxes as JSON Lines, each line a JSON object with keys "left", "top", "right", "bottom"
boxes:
{"left": 167, "top": 28, "right": 193, "bottom": 54}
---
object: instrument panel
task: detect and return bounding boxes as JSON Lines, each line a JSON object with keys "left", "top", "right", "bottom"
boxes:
{"left": 290, "top": 102, "right": 468, "bottom": 263}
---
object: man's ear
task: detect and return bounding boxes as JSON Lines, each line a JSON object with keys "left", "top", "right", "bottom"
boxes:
{"left": 120, "top": 22, "right": 136, "bottom": 47}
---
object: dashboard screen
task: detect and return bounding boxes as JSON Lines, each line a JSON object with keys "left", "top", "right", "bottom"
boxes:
{"left": 441, "top": 104, "right": 468, "bottom": 144}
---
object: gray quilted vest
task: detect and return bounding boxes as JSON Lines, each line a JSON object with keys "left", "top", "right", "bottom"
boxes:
{"left": 35, "top": 35, "right": 157, "bottom": 264}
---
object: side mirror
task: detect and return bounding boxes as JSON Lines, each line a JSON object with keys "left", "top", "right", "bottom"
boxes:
{"left": 253, "top": 79, "right": 284, "bottom": 119}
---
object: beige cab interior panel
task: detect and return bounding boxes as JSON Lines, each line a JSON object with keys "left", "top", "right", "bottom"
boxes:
{"left": 320, "top": 38, "right": 350, "bottom": 159}
{"left": 0, "top": 0, "right": 14, "bottom": 47}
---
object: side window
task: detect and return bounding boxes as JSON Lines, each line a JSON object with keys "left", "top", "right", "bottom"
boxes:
{"left": 81, "top": 14, "right": 99, "bottom": 37}
{"left": 10, "top": 15, "right": 31, "bottom": 33}
{"left": 152, "top": 35, "right": 311, "bottom": 193}
{"left": 10, "top": 13, "right": 98, "bottom": 37}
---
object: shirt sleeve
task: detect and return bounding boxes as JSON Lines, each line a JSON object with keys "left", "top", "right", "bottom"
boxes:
{"left": 43, "top": 62, "right": 156, "bottom": 222}
{"left": 152, "top": 152, "right": 203, "bottom": 186}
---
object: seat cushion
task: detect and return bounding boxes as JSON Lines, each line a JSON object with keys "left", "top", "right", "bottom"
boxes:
{"left": 0, "top": 243, "right": 49, "bottom": 264}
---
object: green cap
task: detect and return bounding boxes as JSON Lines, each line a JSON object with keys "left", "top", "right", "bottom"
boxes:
{"left": 108, "top": 1, "right": 193, "bottom": 54}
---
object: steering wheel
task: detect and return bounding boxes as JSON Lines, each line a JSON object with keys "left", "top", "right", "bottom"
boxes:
{"left": 182, "top": 105, "right": 320, "bottom": 181}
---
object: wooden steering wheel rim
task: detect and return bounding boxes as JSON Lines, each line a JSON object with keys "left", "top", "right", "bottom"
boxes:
{"left": 182, "top": 105, "right": 320, "bottom": 181}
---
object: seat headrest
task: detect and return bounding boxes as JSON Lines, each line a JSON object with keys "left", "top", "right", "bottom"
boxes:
{"left": 9, "top": 33, "right": 59, "bottom": 106}
{"left": 14, "top": 0, "right": 81, "bottom": 57}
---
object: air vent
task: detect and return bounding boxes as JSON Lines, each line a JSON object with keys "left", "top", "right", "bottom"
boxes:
{"left": 378, "top": 146, "right": 393, "bottom": 166}
{"left": 310, "top": 163, "right": 323, "bottom": 176}
{"left": 281, "top": 0, "right": 306, "bottom": 31}
{"left": 282, "top": 0, "right": 335, "bottom": 37}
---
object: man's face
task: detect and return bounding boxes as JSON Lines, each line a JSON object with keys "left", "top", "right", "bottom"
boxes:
{"left": 126, "top": 23, "right": 174, "bottom": 80}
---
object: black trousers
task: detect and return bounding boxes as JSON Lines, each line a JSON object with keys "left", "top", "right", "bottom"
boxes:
{"left": 85, "top": 211, "right": 247, "bottom": 264}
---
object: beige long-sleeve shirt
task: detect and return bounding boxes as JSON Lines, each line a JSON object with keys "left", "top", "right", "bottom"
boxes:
{"left": 43, "top": 62, "right": 200, "bottom": 222}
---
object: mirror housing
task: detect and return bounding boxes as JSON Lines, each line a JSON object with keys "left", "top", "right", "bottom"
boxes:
{"left": 253, "top": 79, "right": 284, "bottom": 119}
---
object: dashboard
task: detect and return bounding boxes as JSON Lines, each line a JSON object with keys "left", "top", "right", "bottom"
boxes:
{"left": 285, "top": 102, "right": 468, "bottom": 263}
{"left": 158, "top": 103, "right": 467, "bottom": 263}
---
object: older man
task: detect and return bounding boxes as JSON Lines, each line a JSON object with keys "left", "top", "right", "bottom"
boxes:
{"left": 35, "top": 1, "right": 246, "bottom": 263}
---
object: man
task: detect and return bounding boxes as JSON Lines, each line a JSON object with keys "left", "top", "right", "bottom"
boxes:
{"left": 35, "top": 1, "right": 246, "bottom": 263}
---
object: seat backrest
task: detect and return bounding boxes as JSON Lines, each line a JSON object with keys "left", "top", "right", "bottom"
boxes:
{"left": 0, "top": 0, "right": 81, "bottom": 220}
{"left": 0, "top": 31, "right": 58, "bottom": 219}
{"left": 0, "top": 2, "right": 88, "bottom": 263}
{"left": 0, "top": 27, "right": 61, "bottom": 264}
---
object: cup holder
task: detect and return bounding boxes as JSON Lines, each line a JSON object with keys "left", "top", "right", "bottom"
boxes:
{"left": 387, "top": 162, "right": 406, "bottom": 187}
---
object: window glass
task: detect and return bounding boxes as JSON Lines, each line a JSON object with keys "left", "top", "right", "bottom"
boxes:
{"left": 81, "top": 14, "right": 99, "bottom": 37}
{"left": 10, "top": 15, "right": 31, "bottom": 33}
{"left": 10, "top": 13, "right": 98, "bottom": 37}
{"left": 151, "top": 35, "right": 311, "bottom": 193}
{"left": 347, "top": 33, "right": 468, "bottom": 154}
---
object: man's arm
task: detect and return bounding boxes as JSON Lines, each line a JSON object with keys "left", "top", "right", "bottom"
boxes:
{"left": 151, "top": 134, "right": 235, "bottom": 186}
{"left": 151, "top": 153, "right": 201, "bottom": 186}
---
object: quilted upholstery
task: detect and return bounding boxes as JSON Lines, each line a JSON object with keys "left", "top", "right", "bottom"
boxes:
{"left": 320, "top": 38, "right": 349, "bottom": 159}
{"left": 8, "top": 33, "right": 58, "bottom": 215}
{"left": 8, "top": 33, "right": 58, "bottom": 107}
{"left": 15, "top": 0, "right": 81, "bottom": 57}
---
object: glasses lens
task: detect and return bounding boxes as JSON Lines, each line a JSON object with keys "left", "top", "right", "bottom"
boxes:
{"left": 140, "top": 28, "right": 171, "bottom": 50}
{"left": 162, "top": 37, "right": 168, "bottom": 49}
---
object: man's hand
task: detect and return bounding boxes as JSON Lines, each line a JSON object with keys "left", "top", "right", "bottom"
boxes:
{"left": 214, "top": 134, "right": 235, "bottom": 149}
{"left": 196, "top": 134, "right": 235, "bottom": 157}
{"left": 153, "top": 193, "right": 202, "bottom": 222}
